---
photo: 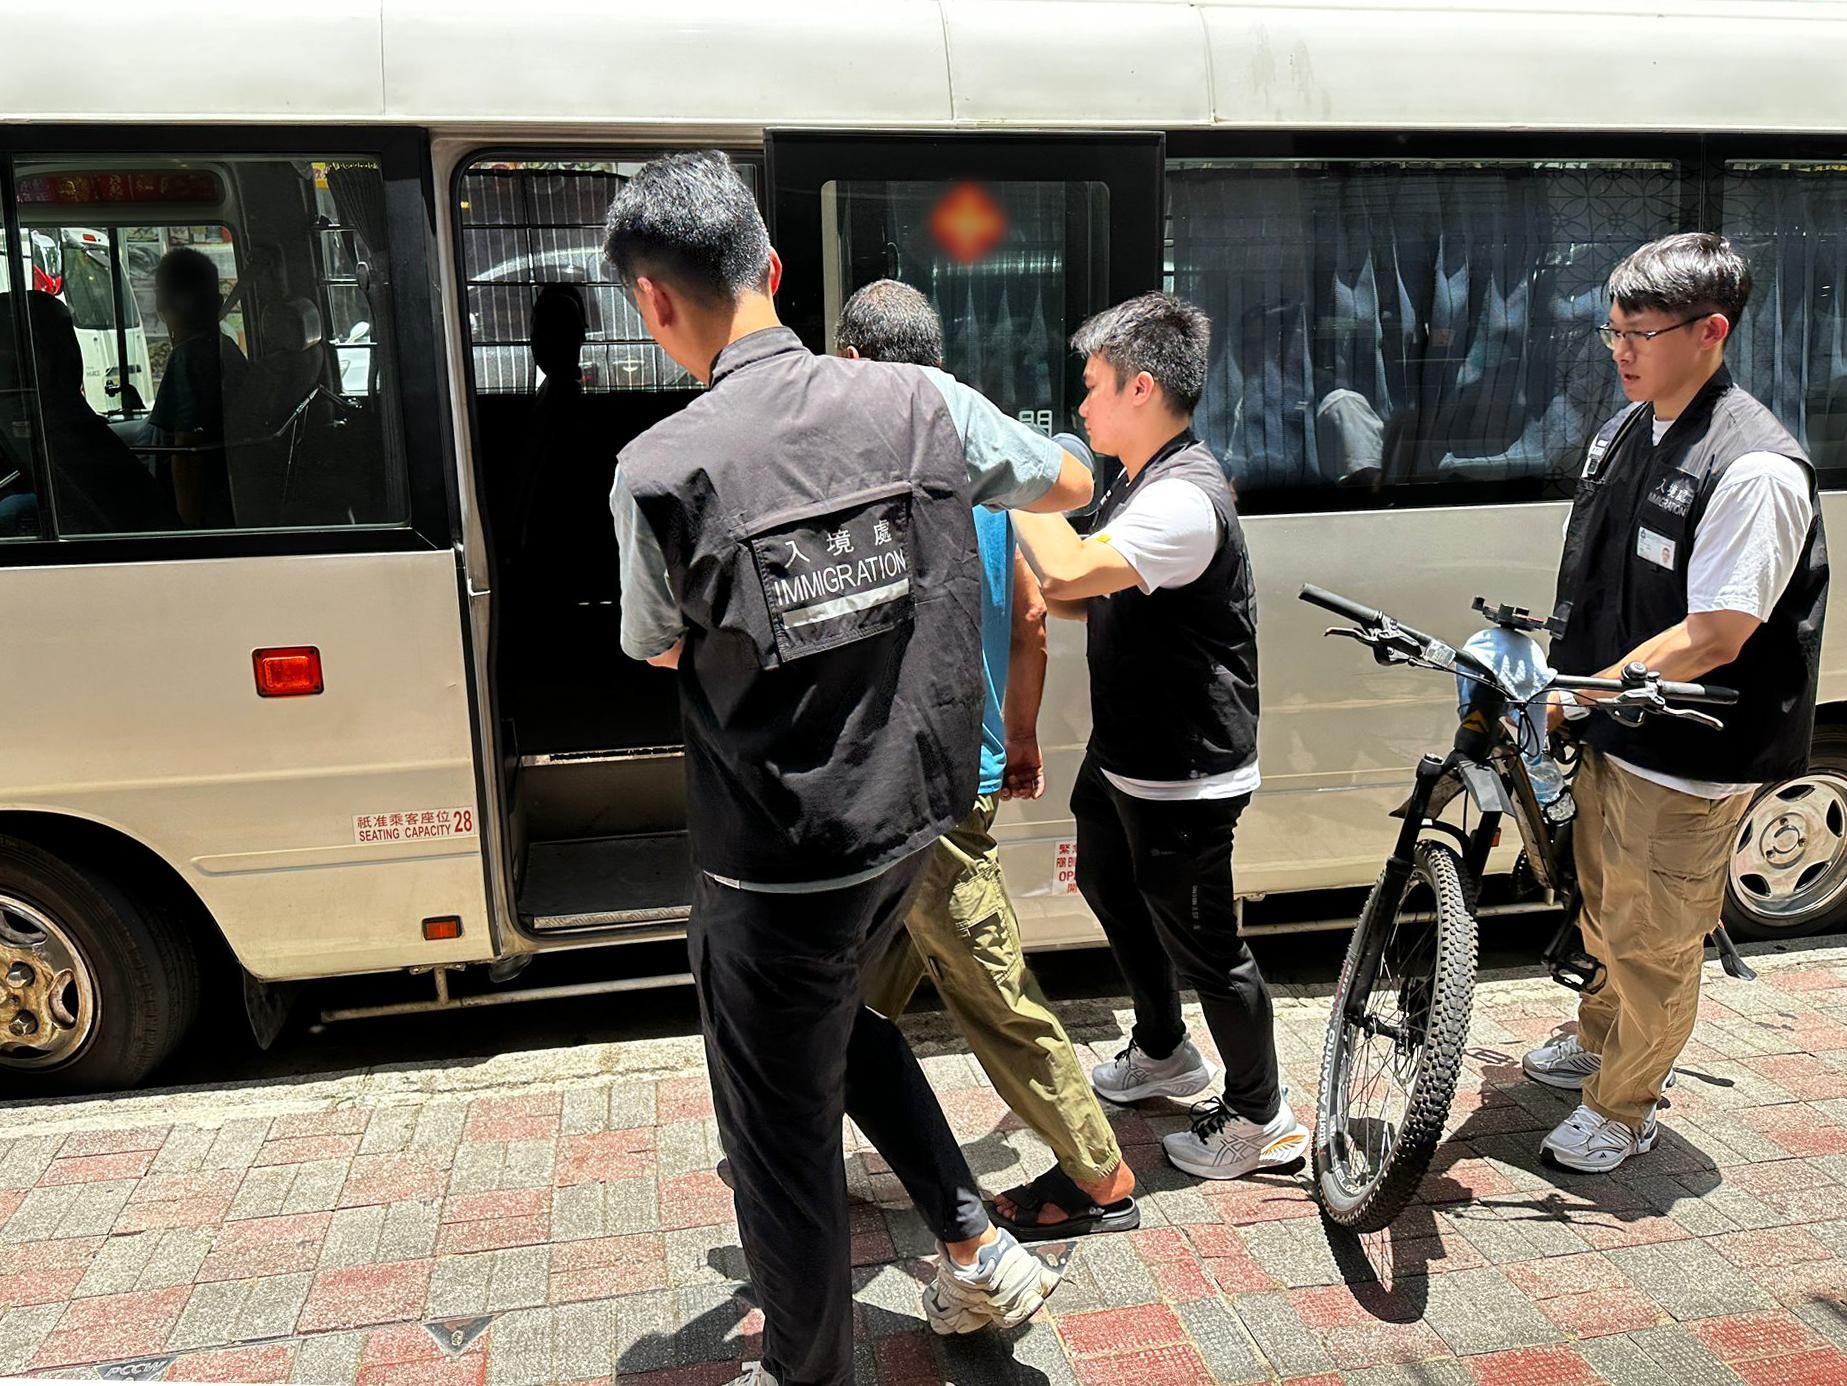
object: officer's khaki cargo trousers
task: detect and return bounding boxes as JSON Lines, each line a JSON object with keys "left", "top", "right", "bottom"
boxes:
{"left": 1574, "top": 748, "right": 1754, "bottom": 1132}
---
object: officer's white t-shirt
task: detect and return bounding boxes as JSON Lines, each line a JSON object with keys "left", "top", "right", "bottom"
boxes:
{"left": 1570, "top": 416, "right": 1813, "bottom": 800}
{"left": 1091, "top": 477, "right": 1262, "bottom": 801}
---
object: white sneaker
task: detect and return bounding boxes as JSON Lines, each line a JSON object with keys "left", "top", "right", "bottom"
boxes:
{"left": 1091, "top": 1037, "right": 1215, "bottom": 1104}
{"left": 923, "top": 1227, "right": 1060, "bottom": 1335}
{"left": 1522, "top": 1034, "right": 1677, "bottom": 1094}
{"left": 725, "top": 1366, "right": 777, "bottom": 1386}
{"left": 1163, "top": 1095, "right": 1310, "bottom": 1180}
{"left": 1540, "top": 1102, "right": 1658, "bottom": 1173}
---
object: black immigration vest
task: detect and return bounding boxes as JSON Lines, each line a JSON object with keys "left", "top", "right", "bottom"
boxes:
{"left": 620, "top": 328, "right": 984, "bottom": 884}
{"left": 1085, "top": 431, "right": 1260, "bottom": 782}
{"left": 1551, "top": 367, "right": 1828, "bottom": 784}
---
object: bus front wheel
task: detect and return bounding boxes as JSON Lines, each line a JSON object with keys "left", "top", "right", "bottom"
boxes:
{"left": 0, "top": 833, "right": 200, "bottom": 1092}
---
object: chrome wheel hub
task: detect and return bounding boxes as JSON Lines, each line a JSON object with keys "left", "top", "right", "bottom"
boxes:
{"left": 1731, "top": 773, "right": 1847, "bottom": 925}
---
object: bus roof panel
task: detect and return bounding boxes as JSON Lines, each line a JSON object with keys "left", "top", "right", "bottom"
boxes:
{"left": 383, "top": 0, "right": 953, "bottom": 127}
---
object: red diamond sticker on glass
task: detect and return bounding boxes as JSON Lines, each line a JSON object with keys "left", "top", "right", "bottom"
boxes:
{"left": 929, "top": 182, "right": 1008, "bottom": 265}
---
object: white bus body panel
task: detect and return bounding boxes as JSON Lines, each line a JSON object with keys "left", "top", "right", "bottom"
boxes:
{"left": 0, "top": 550, "right": 491, "bottom": 979}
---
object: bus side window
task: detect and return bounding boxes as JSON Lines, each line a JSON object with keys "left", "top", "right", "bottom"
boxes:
{"left": 7, "top": 157, "right": 410, "bottom": 537}
{"left": 0, "top": 206, "right": 45, "bottom": 540}
{"left": 1166, "top": 156, "right": 1683, "bottom": 515}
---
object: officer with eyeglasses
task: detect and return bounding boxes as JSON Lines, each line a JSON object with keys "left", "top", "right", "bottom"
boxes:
{"left": 1525, "top": 233, "right": 1828, "bottom": 1175}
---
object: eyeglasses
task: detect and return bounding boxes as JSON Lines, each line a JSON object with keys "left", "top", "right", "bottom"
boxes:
{"left": 1595, "top": 314, "right": 1711, "bottom": 350}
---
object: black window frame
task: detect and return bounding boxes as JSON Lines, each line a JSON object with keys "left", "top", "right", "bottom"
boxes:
{"left": 1163, "top": 129, "right": 1847, "bottom": 514}
{"left": 0, "top": 124, "right": 455, "bottom": 564}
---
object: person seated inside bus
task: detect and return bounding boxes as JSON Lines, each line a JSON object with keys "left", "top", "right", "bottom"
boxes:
{"left": 146, "top": 246, "right": 248, "bottom": 528}
{"left": 0, "top": 292, "right": 179, "bottom": 536}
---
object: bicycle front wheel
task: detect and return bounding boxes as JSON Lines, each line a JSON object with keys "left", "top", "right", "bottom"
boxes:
{"left": 1314, "top": 839, "right": 1479, "bottom": 1232}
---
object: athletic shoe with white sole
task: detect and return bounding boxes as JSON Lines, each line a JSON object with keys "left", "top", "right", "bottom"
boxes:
{"left": 923, "top": 1227, "right": 1060, "bottom": 1335}
{"left": 1091, "top": 1037, "right": 1215, "bottom": 1105}
{"left": 1539, "top": 1102, "right": 1657, "bottom": 1173}
{"left": 1522, "top": 1034, "right": 1677, "bottom": 1093}
{"left": 1162, "top": 1094, "right": 1311, "bottom": 1180}
{"left": 724, "top": 1365, "right": 776, "bottom": 1386}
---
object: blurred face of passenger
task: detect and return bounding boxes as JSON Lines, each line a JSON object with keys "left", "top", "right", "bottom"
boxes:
{"left": 1077, "top": 353, "right": 1160, "bottom": 458}
{"left": 1604, "top": 301, "right": 1728, "bottom": 410}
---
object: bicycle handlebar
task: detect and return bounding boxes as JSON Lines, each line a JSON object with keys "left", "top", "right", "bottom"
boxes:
{"left": 1551, "top": 674, "right": 1740, "bottom": 706}
{"left": 1298, "top": 584, "right": 1437, "bottom": 647}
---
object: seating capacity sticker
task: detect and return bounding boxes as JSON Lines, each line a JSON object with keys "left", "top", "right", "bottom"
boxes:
{"left": 354, "top": 807, "right": 478, "bottom": 843}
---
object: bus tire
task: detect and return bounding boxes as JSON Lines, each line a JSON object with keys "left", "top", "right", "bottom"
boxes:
{"left": 1725, "top": 726, "right": 1847, "bottom": 942}
{"left": 0, "top": 832, "right": 200, "bottom": 1093}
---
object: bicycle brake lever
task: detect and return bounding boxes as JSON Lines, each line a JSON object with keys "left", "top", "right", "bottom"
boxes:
{"left": 1657, "top": 705, "right": 1726, "bottom": 731}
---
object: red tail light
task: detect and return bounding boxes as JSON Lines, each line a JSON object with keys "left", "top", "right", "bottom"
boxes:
{"left": 253, "top": 647, "right": 323, "bottom": 697}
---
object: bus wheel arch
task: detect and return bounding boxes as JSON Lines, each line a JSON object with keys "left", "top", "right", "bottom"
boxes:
{"left": 0, "top": 811, "right": 229, "bottom": 1091}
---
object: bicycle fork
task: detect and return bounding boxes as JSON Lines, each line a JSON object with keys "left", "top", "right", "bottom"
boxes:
{"left": 1344, "top": 753, "right": 1449, "bottom": 1029}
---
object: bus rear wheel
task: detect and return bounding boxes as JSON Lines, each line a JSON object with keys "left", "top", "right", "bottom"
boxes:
{"left": 1726, "top": 727, "right": 1847, "bottom": 942}
{"left": 0, "top": 833, "right": 199, "bottom": 1092}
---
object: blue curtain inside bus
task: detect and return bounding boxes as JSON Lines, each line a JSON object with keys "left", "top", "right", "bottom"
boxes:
{"left": 1168, "top": 161, "right": 1681, "bottom": 499}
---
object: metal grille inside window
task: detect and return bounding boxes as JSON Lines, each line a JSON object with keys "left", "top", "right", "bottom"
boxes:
{"left": 458, "top": 164, "right": 694, "bottom": 394}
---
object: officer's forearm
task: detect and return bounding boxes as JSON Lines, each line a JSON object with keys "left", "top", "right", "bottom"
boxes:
{"left": 1019, "top": 451, "right": 1094, "bottom": 514}
{"left": 1012, "top": 511, "right": 1139, "bottom": 600}
{"left": 1595, "top": 610, "right": 1759, "bottom": 686}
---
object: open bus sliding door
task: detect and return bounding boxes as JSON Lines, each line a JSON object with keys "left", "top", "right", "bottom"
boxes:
{"left": 766, "top": 130, "right": 1163, "bottom": 950}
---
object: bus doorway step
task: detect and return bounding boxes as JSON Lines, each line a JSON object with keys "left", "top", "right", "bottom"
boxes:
{"left": 520, "top": 831, "right": 692, "bottom": 934}
{"left": 318, "top": 962, "right": 693, "bottom": 1023}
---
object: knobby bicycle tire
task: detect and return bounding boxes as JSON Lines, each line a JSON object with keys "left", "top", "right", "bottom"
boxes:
{"left": 1313, "top": 839, "right": 1479, "bottom": 1233}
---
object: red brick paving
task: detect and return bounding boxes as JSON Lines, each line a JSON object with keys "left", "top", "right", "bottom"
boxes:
{"left": 163, "top": 1343, "right": 296, "bottom": 1382}
{"left": 1058, "top": 1303, "right": 1189, "bottom": 1356}
{"left": 1734, "top": 1348, "right": 1847, "bottom": 1386}
{"left": 1689, "top": 1309, "right": 1829, "bottom": 1363}
{"left": 298, "top": 1259, "right": 434, "bottom": 1333}
{"left": 29, "top": 1285, "right": 191, "bottom": 1369}
{"left": 462, "top": 1092, "right": 562, "bottom": 1143}
{"left": 1464, "top": 1346, "right": 1603, "bottom": 1386}
{"left": 554, "top": 1128, "right": 656, "bottom": 1186}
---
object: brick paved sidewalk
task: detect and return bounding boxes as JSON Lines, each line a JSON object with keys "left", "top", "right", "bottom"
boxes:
{"left": 5, "top": 943, "right": 1847, "bottom": 1385}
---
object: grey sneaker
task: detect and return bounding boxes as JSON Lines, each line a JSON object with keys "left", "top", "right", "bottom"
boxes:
{"left": 1523, "top": 1034, "right": 1676, "bottom": 1093}
{"left": 1163, "top": 1095, "right": 1310, "bottom": 1180}
{"left": 1091, "top": 1037, "right": 1215, "bottom": 1104}
{"left": 724, "top": 1366, "right": 777, "bottom": 1386}
{"left": 1540, "top": 1102, "right": 1658, "bottom": 1173}
{"left": 923, "top": 1228, "right": 1060, "bottom": 1335}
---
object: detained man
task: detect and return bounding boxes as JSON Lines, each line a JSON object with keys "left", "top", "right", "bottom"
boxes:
{"left": 836, "top": 280, "right": 1139, "bottom": 1241}
{"left": 602, "top": 153, "right": 1093, "bottom": 1386}
{"left": 1011, "top": 291, "right": 1310, "bottom": 1181}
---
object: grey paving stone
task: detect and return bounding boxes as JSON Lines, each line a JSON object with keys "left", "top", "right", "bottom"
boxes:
{"left": 239, "top": 1271, "right": 312, "bottom": 1340}
{"left": 853, "top": 1262, "right": 929, "bottom": 1339}
{"left": 502, "top": 1139, "right": 556, "bottom": 1188}
{"left": 551, "top": 1184, "right": 605, "bottom": 1242}
{"left": 206, "top": 1117, "right": 273, "bottom": 1171}
{"left": 229, "top": 1165, "right": 293, "bottom": 1221}
{"left": 1238, "top": 1216, "right": 1346, "bottom": 1289}
{"left": 1232, "top": 1290, "right": 1336, "bottom": 1378}
{"left": 137, "top": 1227, "right": 215, "bottom": 1290}
{"left": 1607, "top": 1241, "right": 1776, "bottom": 1321}
{"left": 656, "top": 1119, "right": 716, "bottom": 1179}
{"left": 487, "top": 1245, "right": 550, "bottom": 1312}
{"left": 0, "top": 1186, "right": 78, "bottom": 1243}
{"left": 411, "top": 1103, "right": 467, "bottom": 1155}
{"left": 885, "top": 1207, "right": 936, "bottom": 1260}
{"left": 280, "top": 1159, "right": 353, "bottom": 1216}
{"left": 357, "top": 1107, "right": 418, "bottom": 1156}
{"left": 607, "top": 1084, "right": 658, "bottom": 1131}
{"left": 57, "top": 1180, "right": 137, "bottom": 1238}
{"left": 448, "top": 1142, "right": 505, "bottom": 1196}
{"left": 379, "top": 1198, "right": 440, "bottom": 1261}
{"left": 289, "top": 1329, "right": 364, "bottom": 1385}
{"left": 0, "top": 1136, "right": 60, "bottom": 1190}
{"left": 1342, "top": 1362, "right": 1473, "bottom": 1386}
{"left": 561, "top": 1087, "right": 612, "bottom": 1136}
{"left": 484, "top": 1305, "right": 553, "bottom": 1386}
{"left": 169, "top": 1279, "right": 247, "bottom": 1351}
{"left": 150, "top": 1127, "right": 214, "bottom": 1176}
{"left": 1177, "top": 1298, "right": 1266, "bottom": 1382}
{"left": 603, "top": 1177, "right": 660, "bottom": 1235}
{"left": 996, "top": 1317, "right": 1079, "bottom": 1386}
{"left": 672, "top": 1282, "right": 753, "bottom": 1363}
{"left": 426, "top": 1254, "right": 493, "bottom": 1318}
{"left": 0, "top": 1304, "right": 64, "bottom": 1373}
{"left": 75, "top": 1229, "right": 158, "bottom": 1296}
{"left": 319, "top": 1205, "right": 386, "bottom": 1270}
{"left": 1419, "top": 1266, "right": 1565, "bottom": 1355}
{"left": 1575, "top": 1334, "right": 1671, "bottom": 1386}
{"left": 665, "top": 1223, "right": 748, "bottom": 1287}
{"left": 1627, "top": 1324, "right": 1747, "bottom": 1384}
{"left": 1066, "top": 1231, "right": 1158, "bottom": 1306}
{"left": 611, "top": 1288, "right": 676, "bottom": 1374}
{"left": 551, "top": 1298, "right": 617, "bottom": 1379}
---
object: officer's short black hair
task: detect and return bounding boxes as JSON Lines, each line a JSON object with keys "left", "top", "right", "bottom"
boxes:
{"left": 1071, "top": 291, "right": 1211, "bottom": 414}
{"left": 1607, "top": 232, "right": 1753, "bottom": 327}
{"left": 602, "top": 151, "right": 771, "bottom": 306}
{"left": 835, "top": 280, "right": 943, "bottom": 368}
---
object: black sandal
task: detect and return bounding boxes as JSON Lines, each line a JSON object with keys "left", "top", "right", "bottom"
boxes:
{"left": 986, "top": 1165, "right": 1139, "bottom": 1243}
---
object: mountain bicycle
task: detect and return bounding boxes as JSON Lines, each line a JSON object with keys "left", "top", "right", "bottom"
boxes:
{"left": 1298, "top": 584, "right": 1757, "bottom": 1232}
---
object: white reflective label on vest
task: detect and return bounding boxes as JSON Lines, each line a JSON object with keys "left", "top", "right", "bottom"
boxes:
{"left": 1636, "top": 526, "right": 1677, "bottom": 569}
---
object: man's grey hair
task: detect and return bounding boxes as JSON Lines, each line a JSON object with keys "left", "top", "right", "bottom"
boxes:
{"left": 1607, "top": 232, "right": 1753, "bottom": 327}
{"left": 1070, "top": 291, "right": 1211, "bottom": 413}
{"left": 835, "top": 279, "right": 944, "bottom": 368}
{"left": 602, "top": 151, "right": 771, "bottom": 305}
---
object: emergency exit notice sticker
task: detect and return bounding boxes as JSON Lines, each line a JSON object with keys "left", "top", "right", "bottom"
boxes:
{"left": 355, "top": 807, "right": 477, "bottom": 844}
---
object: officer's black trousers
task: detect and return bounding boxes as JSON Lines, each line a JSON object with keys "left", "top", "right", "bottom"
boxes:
{"left": 1071, "top": 753, "right": 1283, "bottom": 1126}
{"left": 689, "top": 855, "right": 989, "bottom": 1386}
